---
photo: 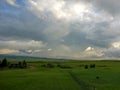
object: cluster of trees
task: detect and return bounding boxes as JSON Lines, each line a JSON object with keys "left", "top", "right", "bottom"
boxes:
{"left": 41, "top": 63, "right": 55, "bottom": 68}
{"left": 41, "top": 63, "right": 72, "bottom": 69}
{"left": 9, "top": 60, "right": 27, "bottom": 68}
{"left": 84, "top": 64, "right": 96, "bottom": 69}
{"left": 0, "top": 58, "right": 27, "bottom": 69}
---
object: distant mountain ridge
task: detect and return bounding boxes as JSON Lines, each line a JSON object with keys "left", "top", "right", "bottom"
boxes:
{"left": 0, "top": 54, "right": 51, "bottom": 60}
{"left": 0, "top": 54, "right": 69, "bottom": 61}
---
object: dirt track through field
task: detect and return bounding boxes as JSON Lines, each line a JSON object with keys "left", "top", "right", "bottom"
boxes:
{"left": 69, "top": 71, "right": 96, "bottom": 90}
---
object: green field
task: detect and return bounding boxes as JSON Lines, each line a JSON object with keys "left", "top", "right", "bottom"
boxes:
{"left": 0, "top": 60, "right": 120, "bottom": 90}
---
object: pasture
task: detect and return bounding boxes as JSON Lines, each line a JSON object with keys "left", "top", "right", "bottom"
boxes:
{"left": 0, "top": 60, "right": 120, "bottom": 90}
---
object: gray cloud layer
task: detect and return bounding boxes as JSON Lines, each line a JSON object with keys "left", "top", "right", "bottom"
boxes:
{"left": 0, "top": 0, "right": 120, "bottom": 59}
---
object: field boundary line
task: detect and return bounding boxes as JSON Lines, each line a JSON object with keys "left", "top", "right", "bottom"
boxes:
{"left": 69, "top": 71, "right": 96, "bottom": 90}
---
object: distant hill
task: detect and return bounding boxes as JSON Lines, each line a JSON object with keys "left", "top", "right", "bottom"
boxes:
{"left": 0, "top": 54, "right": 49, "bottom": 60}
{"left": 0, "top": 54, "right": 68, "bottom": 61}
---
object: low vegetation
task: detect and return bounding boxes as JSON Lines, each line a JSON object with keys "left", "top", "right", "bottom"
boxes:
{"left": 0, "top": 59, "right": 120, "bottom": 90}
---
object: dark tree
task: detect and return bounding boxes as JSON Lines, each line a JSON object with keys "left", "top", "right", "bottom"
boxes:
{"left": 0, "top": 60, "right": 1, "bottom": 68}
{"left": 19, "top": 62, "right": 22, "bottom": 68}
{"left": 23, "top": 60, "right": 27, "bottom": 68}
{"left": 1, "top": 58, "right": 7, "bottom": 67}
{"left": 84, "top": 65, "right": 88, "bottom": 69}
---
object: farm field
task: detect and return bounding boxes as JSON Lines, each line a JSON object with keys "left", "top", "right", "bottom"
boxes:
{"left": 0, "top": 60, "right": 120, "bottom": 90}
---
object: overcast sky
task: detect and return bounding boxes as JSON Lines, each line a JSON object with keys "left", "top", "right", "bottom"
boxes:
{"left": 0, "top": 0, "right": 120, "bottom": 59}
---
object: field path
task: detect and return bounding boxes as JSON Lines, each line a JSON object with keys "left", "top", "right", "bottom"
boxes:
{"left": 69, "top": 71, "right": 95, "bottom": 90}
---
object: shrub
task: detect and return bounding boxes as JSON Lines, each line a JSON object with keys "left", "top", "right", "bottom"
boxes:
{"left": 41, "top": 64, "right": 46, "bottom": 67}
{"left": 96, "top": 76, "right": 100, "bottom": 79}
{"left": 58, "top": 64, "right": 72, "bottom": 69}
{"left": 84, "top": 65, "right": 88, "bottom": 69}
{"left": 90, "top": 64, "right": 96, "bottom": 68}
{"left": 47, "top": 63, "right": 55, "bottom": 68}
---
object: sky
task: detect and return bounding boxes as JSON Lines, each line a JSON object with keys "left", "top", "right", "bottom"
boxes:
{"left": 0, "top": 0, "right": 120, "bottom": 60}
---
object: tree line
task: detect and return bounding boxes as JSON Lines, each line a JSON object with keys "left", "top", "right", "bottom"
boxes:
{"left": 0, "top": 58, "right": 27, "bottom": 69}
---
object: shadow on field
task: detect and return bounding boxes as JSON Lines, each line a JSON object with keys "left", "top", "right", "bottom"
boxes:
{"left": 69, "top": 71, "right": 96, "bottom": 90}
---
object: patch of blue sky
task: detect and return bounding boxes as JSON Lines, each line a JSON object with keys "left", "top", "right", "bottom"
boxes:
{"left": 0, "top": 2, "right": 21, "bottom": 15}
{"left": 16, "top": 0, "right": 26, "bottom": 7}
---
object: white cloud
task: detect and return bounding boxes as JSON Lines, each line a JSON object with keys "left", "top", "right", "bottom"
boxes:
{"left": 0, "top": 40, "right": 46, "bottom": 54}
{"left": 112, "top": 42, "right": 120, "bottom": 48}
{"left": 27, "top": 0, "right": 94, "bottom": 22}
{"left": 27, "top": 0, "right": 114, "bottom": 23}
{"left": 0, "top": 49, "right": 19, "bottom": 54}
{"left": 85, "top": 47, "right": 94, "bottom": 51}
{"left": 48, "top": 48, "right": 52, "bottom": 51}
{"left": 6, "top": 0, "right": 19, "bottom": 7}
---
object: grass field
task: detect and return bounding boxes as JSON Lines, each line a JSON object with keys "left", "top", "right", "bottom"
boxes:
{"left": 0, "top": 60, "right": 120, "bottom": 90}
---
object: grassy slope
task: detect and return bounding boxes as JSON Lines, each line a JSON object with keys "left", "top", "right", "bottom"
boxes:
{"left": 0, "top": 60, "right": 120, "bottom": 90}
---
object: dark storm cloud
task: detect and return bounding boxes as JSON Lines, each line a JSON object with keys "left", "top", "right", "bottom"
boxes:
{"left": 104, "top": 48, "right": 120, "bottom": 58}
{"left": 63, "top": 30, "right": 112, "bottom": 49}
{"left": 0, "top": 8, "right": 48, "bottom": 41}
{"left": 63, "top": 21, "right": 115, "bottom": 49}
